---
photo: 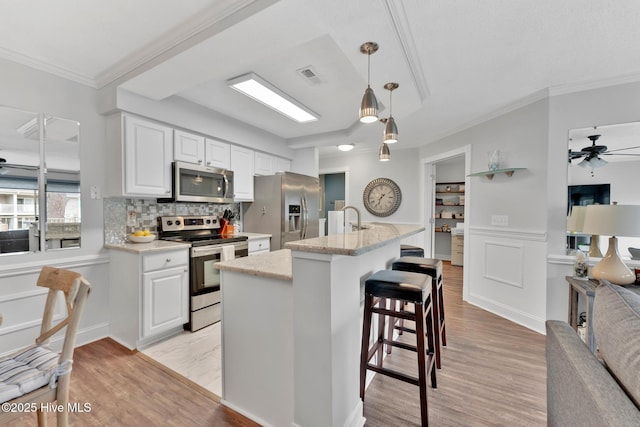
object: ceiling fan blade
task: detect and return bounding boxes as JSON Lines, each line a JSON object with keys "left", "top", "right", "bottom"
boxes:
{"left": 601, "top": 153, "right": 640, "bottom": 156}
{"left": 602, "top": 145, "right": 640, "bottom": 154}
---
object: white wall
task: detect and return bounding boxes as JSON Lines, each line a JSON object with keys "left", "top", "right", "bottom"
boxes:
{"left": 0, "top": 58, "right": 110, "bottom": 354}
{"left": 319, "top": 147, "right": 422, "bottom": 226}
{"left": 420, "top": 99, "right": 550, "bottom": 333}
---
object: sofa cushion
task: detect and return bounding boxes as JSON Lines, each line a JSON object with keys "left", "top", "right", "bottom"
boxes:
{"left": 593, "top": 280, "right": 640, "bottom": 408}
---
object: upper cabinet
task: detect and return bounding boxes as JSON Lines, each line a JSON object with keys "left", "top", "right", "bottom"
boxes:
{"left": 106, "top": 114, "right": 173, "bottom": 198}
{"left": 254, "top": 151, "right": 274, "bottom": 176}
{"left": 205, "top": 138, "right": 231, "bottom": 169}
{"left": 255, "top": 152, "right": 292, "bottom": 176}
{"left": 275, "top": 157, "right": 291, "bottom": 173}
{"left": 174, "top": 130, "right": 205, "bottom": 165}
{"left": 230, "top": 145, "right": 254, "bottom": 202}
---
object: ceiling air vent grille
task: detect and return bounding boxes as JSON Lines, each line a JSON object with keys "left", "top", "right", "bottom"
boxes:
{"left": 297, "top": 66, "right": 323, "bottom": 85}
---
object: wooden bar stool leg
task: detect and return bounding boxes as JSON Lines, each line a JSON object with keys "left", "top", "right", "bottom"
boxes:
{"left": 360, "top": 294, "right": 374, "bottom": 400}
{"left": 431, "top": 280, "right": 442, "bottom": 369}
{"left": 424, "top": 294, "right": 437, "bottom": 389}
{"left": 415, "top": 301, "right": 430, "bottom": 426}
{"left": 376, "top": 298, "right": 386, "bottom": 367}
{"left": 438, "top": 277, "right": 447, "bottom": 347}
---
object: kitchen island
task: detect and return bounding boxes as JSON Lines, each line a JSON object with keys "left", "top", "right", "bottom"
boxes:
{"left": 217, "top": 223, "right": 424, "bottom": 427}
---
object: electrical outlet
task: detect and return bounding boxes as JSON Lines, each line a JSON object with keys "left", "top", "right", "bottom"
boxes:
{"left": 90, "top": 185, "right": 101, "bottom": 199}
{"left": 491, "top": 215, "right": 509, "bottom": 226}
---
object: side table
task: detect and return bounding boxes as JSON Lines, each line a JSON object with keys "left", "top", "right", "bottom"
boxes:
{"left": 565, "top": 276, "right": 598, "bottom": 355}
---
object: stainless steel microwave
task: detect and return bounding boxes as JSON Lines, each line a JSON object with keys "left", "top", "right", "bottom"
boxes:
{"left": 160, "top": 161, "right": 234, "bottom": 204}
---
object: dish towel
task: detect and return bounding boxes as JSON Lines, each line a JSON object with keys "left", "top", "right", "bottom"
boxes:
{"left": 221, "top": 245, "right": 235, "bottom": 261}
{"left": 327, "top": 211, "right": 344, "bottom": 235}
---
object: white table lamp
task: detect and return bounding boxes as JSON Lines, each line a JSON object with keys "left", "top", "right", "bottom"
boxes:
{"left": 567, "top": 205, "right": 602, "bottom": 257}
{"left": 582, "top": 203, "right": 640, "bottom": 285}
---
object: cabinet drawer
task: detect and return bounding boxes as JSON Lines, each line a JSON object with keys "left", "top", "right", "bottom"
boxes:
{"left": 143, "top": 250, "right": 189, "bottom": 272}
{"left": 249, "top": 238, "right": 270, "bottom": 253}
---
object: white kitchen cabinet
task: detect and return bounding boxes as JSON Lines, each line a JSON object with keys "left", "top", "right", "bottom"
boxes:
{"left": 174, "top": 129, "right": 205, "bottom": 164}
{"left": 105, "top": 114, "right": 173, "bottom": 198}
{"left": 230, "top": 145, "right": 254, "bottom": 202}
{"left": 255, "top": 151, "right": 275, "bottom": 176}
{"left": 109, "top": 247, "right": 189, "bottom": 350}
{"left": 275, "top": 157, "right": 291, "bottom": 173}
{"left": 205, "top": 138, "right": 231, "bottom": 169}
{"left": 248, "top": 237, "right": 270, "bottom": 255}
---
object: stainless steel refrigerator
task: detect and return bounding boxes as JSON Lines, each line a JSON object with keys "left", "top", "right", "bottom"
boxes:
{"left": 243, "top": 172, "right": 319, "bottom": 250}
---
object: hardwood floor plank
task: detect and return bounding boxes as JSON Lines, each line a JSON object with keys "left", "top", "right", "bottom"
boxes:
{"left": 363, "top": 263, "right": 547, "bottom": 426}
{"left": 12, "top": 262, "right": 545, "bottom": 426}
{"left": 11, "top": 338, "right": 259, "bottom": 427}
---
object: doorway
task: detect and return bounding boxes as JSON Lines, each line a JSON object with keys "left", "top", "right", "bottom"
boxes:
{"left": 319, "top": 171, "right": 347, "bottom": 236}
{"left": 422, "top": 145, "right": 471, "bottom": 299}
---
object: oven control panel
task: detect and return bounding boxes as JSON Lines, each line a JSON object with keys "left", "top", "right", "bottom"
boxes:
{"left": 159, "top": 215, "right": 219, "bottom": 231}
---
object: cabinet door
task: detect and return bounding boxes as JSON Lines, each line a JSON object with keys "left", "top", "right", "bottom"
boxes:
{"left": 230, "top": 145, "right": 254, "bottom": 202}
{"left": 142, "top": 265, "right": 189, "bottom": 338}
{"left": 254, "top": 152, "right": 274, "bottom": 176}
{"left": 124, "top": 116, "right": 173, "bottom": 197}
{"left": 174, "top": 130, "right": 205, "bottom": 164}
{"left": 205, "top": 138, "right": 231, "bottom": 169}
{"left": 275, "top": 157, "right": 291, "bottom": 173}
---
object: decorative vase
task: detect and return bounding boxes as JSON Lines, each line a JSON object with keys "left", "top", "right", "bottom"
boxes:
{"left": 573, "top": 250, "right": 589, "bottom": 280}
{"left": 488, "top": 150, "right": 502, "bottom": 171}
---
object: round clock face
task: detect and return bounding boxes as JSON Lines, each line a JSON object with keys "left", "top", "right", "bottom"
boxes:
{"left": 363, "top": 178, "right": 402, "bottom": 217}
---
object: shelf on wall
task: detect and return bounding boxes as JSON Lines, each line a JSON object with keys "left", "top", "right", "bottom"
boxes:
{"left": 467, "top": 167, "right": 526, "bottom": 180}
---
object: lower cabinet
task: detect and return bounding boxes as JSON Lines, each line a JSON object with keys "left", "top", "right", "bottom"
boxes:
{"left": 109, "top": 247, "right": 189, "bottom": 349}
{"left": 451, "top": 234, "right": 464, "bottom": 266}
{"left": 248, "top": 236, "right": 271, "bottom": 255}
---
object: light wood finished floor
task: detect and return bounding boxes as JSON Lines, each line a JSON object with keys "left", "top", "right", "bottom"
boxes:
{"left": 12, "top": 262, "right": 546, "bottom": 426}
{"left": 141, "top": 322, "right": 222, "bottom": 396}
{"left": 362, "top": 262, "right": 547, "bottom": 426}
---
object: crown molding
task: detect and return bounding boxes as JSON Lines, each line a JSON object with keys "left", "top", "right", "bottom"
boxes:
{"left": 548, "top": 72, "right": 640, "bottom": 97}
{"left": 382, "top": 0, "right": 430, "bottom": 102}
{"left": 0, "top": 46, "right": 96, "bottom": 88}
{"left": 95, "top": 0, "right": 275, "bottom": 89}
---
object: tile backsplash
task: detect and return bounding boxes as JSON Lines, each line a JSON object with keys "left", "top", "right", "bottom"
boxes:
{"left": 103, "top": 198, "right": 241, "bottom": 244}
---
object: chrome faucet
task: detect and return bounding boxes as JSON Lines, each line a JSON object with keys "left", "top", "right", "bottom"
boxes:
{"left": 341, "top": 205, "right": 361, "bottom": 231}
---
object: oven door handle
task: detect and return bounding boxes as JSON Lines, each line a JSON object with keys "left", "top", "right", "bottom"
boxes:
{"left": 191, "top": 246, "right": 223, "bottom": 258}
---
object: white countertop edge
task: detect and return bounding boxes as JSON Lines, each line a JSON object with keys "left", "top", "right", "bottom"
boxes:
{"left": 217, "top": 249, "right": 292, "bottom": 281}
{"left": 104, "top": 240, "right": 191, "bottom": 254}
{"left": 284, "top": 224, "right": 425, "bottom": 256}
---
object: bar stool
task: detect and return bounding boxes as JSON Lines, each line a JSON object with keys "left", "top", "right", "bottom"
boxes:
{"left": 392, "top": 257, "right": 446, "bottom": 369}
{"left": 360, "top": 269, "right": 437, "bottom": 426}
{"left": 400, "top": 244, "right": 425, "bottom": 257}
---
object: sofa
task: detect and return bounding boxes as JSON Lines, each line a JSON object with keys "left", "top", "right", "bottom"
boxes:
{"left": 546, "top": 280, "right": 640, "bottom": 426}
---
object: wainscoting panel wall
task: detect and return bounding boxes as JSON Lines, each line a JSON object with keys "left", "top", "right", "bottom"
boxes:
{"left": 466, "top": 226, "right": 548, "bottom": 334}
{"left": 0, "top": 255, "right": 110, "bottom": 355}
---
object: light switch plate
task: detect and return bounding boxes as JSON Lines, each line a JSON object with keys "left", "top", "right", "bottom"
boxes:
{"left": 90, "top": 185, "right": 101, "bottom": 199}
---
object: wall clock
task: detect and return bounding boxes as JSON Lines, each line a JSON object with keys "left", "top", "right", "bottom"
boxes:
{"left": 363, "top": 178, "right": 402, "bottom": 217}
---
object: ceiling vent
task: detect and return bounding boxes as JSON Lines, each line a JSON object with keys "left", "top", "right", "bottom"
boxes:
{"left": 297, "top": 66, "right": 323, "bottom": 85}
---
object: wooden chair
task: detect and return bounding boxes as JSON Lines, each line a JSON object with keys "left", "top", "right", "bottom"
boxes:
{"left": 0, "top": 266, "right": 91, "bottom": 427}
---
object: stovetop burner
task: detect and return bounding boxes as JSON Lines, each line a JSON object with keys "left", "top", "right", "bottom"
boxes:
{"left": 157, "top": 215, "right": 247, "bottom": 247}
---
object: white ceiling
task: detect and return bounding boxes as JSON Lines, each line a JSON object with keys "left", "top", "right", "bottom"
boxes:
{"left": 4, "top": 0, "right": 640, "bottom": 158}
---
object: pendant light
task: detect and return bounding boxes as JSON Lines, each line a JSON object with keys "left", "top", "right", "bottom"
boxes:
{"left": 383, "top": 82, "right": 399, "bottom": 143}
{"left": 359, "top": 42, "right": 379, "bottom": 123}
{"left": 379, "top": 142, "right": 391, "bottom": 161}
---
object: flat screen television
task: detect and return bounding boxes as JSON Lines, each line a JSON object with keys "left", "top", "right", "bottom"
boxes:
{"left": 567, "top": 184, "right": 611, "bottom": 214}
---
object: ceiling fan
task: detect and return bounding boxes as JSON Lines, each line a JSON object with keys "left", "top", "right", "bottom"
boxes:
{"left": 568, "top": 134, "right": 640, "bottom": 169}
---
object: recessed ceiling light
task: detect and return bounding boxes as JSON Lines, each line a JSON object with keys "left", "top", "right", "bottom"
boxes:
{"left": 227, "top": 73, "right": 319, "bottom": 123}
{"left": 337, "top": 144, "right": 355, "bottom": 151}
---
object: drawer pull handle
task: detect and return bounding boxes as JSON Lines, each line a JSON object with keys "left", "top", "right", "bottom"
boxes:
{"left": 166, "top": 258, "right": 171, "bottom": 263}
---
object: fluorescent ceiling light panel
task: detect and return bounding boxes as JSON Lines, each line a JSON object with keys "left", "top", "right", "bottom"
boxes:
{"left": 228, "top": 73, "right": 319, "bottom": 123}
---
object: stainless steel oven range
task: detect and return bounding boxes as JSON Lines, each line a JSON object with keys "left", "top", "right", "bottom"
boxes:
{"left": 157, "top": 215, "right": 248, "bottom": 331}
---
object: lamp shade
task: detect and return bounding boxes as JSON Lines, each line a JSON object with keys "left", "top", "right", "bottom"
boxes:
{"left": 379, "top": 142, "right": 390, "bottom": 161}
{"left": 359, "top": 87, "right": 378, "bottom": 123}
{"left": 582, "top": 204, "right": 640, "bottom": 237}
{"left": 384, "top": 116, "right": 398, "bottom": 143}
{"left": 567, "top": 206, "right": 586, "bottom": 232}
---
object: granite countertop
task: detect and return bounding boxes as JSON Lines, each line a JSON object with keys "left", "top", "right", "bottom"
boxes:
{"left": 104, "top": 239, "right": 191, "bottom": 254}
{"left": 284, "top": 223, "right": 424, "bottom": 256}
{"left": 216, "top": 249, "right": 292, "bottom": 281}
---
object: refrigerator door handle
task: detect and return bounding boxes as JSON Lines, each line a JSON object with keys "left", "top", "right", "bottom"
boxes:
{"left": 301, "top": 195, "right": 308, "bottom": 239}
